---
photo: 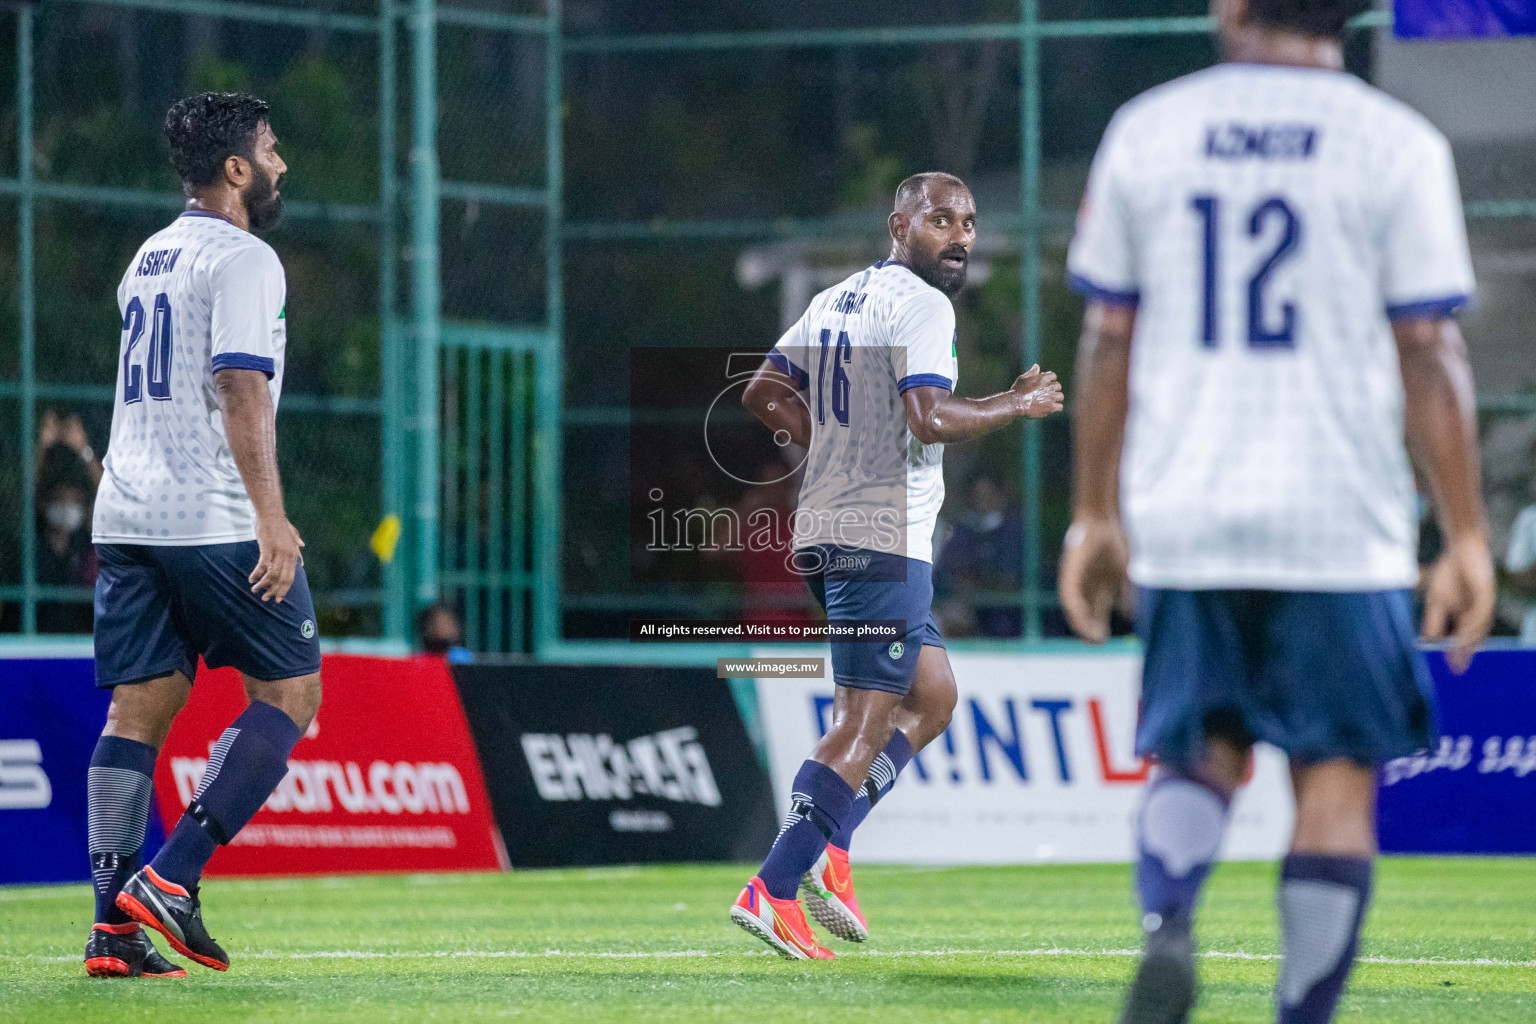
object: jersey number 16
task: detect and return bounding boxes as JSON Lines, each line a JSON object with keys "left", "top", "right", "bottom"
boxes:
{"left": 122, "top": 292, "right": 174, "bottom": 403}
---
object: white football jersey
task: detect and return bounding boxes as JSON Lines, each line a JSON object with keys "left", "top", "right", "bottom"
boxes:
{"left": 770, "top": 261, "right": 959, "bottom": 564}
{"left": 1068, "top": 64, "right": 1475, "bottom": 591}
{"left": 94, "top": 212, "right": 288, "bottom": 545}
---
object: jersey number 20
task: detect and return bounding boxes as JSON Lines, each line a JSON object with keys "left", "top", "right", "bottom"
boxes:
{"left": 1191, "top": 194, "right": 1300, "bottom": 349}
{"left": 122, "top": 292, "right": 173, "bottom": 403}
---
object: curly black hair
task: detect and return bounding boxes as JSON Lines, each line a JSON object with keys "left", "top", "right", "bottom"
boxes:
{"left": 163, "top": 92, "right": 271, "bottom": 187}
{"left": 1246, "top": 0, "right": 1372, "bottom": 37}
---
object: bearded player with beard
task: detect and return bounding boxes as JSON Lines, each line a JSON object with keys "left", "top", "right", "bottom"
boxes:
{"left": 730, "top": 173, "right": 1065, "bottom": 959}
{"left": 82, "top": 92, "right": 321, "bottom": 978}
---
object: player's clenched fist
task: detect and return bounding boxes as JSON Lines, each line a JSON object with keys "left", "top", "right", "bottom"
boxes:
{"left": 250, "top": 516, "right": 306, "bottom": 603}
{"left": 1010, "top": 364, "right": 1064, "bottom": 418}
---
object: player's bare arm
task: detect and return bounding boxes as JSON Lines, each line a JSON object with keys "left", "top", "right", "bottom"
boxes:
{"left": 902, "top": 365, "right": 1062, "bottom": 445}
{"left": 216, "top": 366, "right": 304, "bottom": 603}
{"left": 742, "top": 361, "right": 812, "bottom": 448}
{"left": 1059, "top": 301, "right": 1135, "bottom": 644}
{"left": 1397, "top": 315, "right": 1494, "bottom": 671}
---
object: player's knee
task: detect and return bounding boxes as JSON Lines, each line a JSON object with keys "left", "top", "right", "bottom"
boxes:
{"left": 104, "top": 676, "right": 190, "bottom": 749}
{"left": 247, "top": 673, "right": 322, "bottom": 732}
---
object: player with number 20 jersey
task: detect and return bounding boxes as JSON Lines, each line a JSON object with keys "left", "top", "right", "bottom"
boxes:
{"left": 83, "top": 93, "right": 322, "bottom": 982}
{"left": 96, "top": 212, "right": 288, "bottom": 545}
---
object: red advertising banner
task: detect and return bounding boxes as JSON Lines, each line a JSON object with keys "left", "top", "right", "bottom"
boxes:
{"left": 154, "top": 654, "right": 507, "bottom": 876}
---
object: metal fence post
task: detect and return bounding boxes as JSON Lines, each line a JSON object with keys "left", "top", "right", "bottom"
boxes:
{"left": 534, "top": 0, "right": 564, "bottom": 654}
{"left": 379, "top": 0, "right": 409, "bottom": 641}
{"left": 1019, "top": 0, "right": 1043, "bottom": 641}
{"left": 18, "top": 5, "right": 37, "bottom": 635}
{"left": 410, "top": 0, "right": 441, "bottom": 613}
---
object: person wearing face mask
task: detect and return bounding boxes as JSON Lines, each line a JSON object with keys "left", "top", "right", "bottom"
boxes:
{"left": 35, "top": 478, "right": 99, "bottom": 633}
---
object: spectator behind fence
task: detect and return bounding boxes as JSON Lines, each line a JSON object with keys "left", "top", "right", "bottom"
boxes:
{"left": 35, "top": 410, "right": 104, "bottom": 632}
{"left": 1503, "top": 498, "right": 1536, "bottom": 644}
{"left": 417, "top": 602, "right": 472, "bottom": 662}
{"left": 935, "top": 475, "right": 1021, "bottom": 638}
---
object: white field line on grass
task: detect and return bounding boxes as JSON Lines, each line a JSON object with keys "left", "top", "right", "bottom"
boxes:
{"left": 9, "top": 948, "right": 1536, "bottom": 968}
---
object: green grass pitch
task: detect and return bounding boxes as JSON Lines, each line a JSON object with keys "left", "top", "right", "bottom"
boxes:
{"left": 2, "top": 859, "right": 1533, "bottom": 1022}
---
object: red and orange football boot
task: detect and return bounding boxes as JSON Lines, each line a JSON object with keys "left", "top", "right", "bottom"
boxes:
{"left": 115, "top": 867, "right": 229, "bottom": 971}
{"left": 84, "top": 922, "right": 187, "bottom": 978}
{"left": 801, "top": 844, "right": 869, "bottom": 942}
{"left": 729, "top": 876, "right": 835, "bottom": 960}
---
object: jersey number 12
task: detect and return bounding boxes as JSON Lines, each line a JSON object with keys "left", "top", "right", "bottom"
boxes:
{"left": 1191, "top": 194, "right": 1301, "bottom": 350}
{"left": 122, "top": 292, "right": 173, "bottom": 403}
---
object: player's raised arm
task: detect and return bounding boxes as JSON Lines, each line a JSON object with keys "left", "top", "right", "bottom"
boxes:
{"left": 1398, "top": 316, "right": 1493, "bottom": 670}
{"left": 901, "top": 365, "right": 1061, "bottom": 445}
{"left": 1059, "top": 301, "right": 1134, "bottom": 644}
{"left": 215, "top": 366, "right": 304, "bottom": 603}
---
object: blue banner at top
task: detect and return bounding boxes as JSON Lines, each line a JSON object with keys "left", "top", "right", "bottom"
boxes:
{"left": 1396, "top": 0, "right": 1536, "bottom": 38}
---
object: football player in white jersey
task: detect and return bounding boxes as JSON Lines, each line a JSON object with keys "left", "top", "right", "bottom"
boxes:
{"left": 1059, "top": 1, "right": 1494, "bottom": 1021}
{"left": 728, "top": 173, "right": 1064, "bottom": 958}
{"left": 82, "top": 93, "right": 321, "bottom": 979}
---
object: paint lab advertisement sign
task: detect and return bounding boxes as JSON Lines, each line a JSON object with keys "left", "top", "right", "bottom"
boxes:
{"left": 155, "top": 655, "right": 506, "bottom": 876}
{"left": 753, "top": 650, "right": 1293, "bottom": 864}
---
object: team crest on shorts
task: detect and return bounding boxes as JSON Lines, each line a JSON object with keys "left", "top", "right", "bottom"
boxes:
{"left": 301, "top": 619, "right": 316, "bottom": 639}
{"left": 888, "top": 641, "right": 904, "bottom": 660}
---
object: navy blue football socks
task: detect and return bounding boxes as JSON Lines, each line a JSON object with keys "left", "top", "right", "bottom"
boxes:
{"left": 758, "top": 759, "right": 856, "bottom": 899}
{"left": 87, "top": 735, "right": 159, "bottom": 924}
{"left": 150, "top": 699, "right": 301, "bottom": 889}
{"left": 1276, "top": 853, "right": 1373, "bottom": 1024}
{"left": 830, "top": 730, "right": 914, "bottom": 851}
{"left": 1134, "top": 772, "right": 1230, "bottom": 931}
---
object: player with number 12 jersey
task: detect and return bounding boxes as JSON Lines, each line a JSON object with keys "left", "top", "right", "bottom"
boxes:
{"left": 1059, "top": 2, "right": 1494, "bottom": 1022}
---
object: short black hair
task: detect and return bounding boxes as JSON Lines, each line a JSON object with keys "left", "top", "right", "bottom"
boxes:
{"left": 1245, "top": 0, "right": 1370, "bottom": 37}
{"left": 894, "top": 171, "right": 969, "bottom": 212}
{"left": 163, "top": 92, "right": 271, "bottom": 187}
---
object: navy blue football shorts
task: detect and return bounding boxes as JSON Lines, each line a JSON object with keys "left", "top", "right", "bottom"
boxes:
{"left": 803, "top": 544, "right": 945, "bottom": 696}
{"left": 1135, "top": 587, "right": 1436, "bottom": 768}
{"left": 93, "top": 541, "right": 322, "bottom": 688}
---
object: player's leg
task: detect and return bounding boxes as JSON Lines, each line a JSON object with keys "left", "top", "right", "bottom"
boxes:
{"left": 85, "top": 544, "right": 194, "bottom": 978}
{"left": 1266, "top": 589, "right": 1430, "bottom": 1024}
{"left": 832, "top": 640, "right": 956, "bottom": 848}
{"left": 732, "top": 547, "right": 927, "bottom": 959}
{"left": 1119, "top": 589, "right": 1259, "bottom": 1024}
{"left": 147, "top": 670, "right": 319, "bottom": 891}
{"left": 732, "top": 683, "right": 902, "bottom": 958}
{"left": 803, "top": 642, "right": 955, "bottom": 940}
{"left": 1274, "top": 759, "right": 1376, "bottom": 1024}
{"left": 117, "top": 541, "right": 322, "bottom": 971}
{"left": 120, "top": 670, "right": 318, "bottom": 971}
